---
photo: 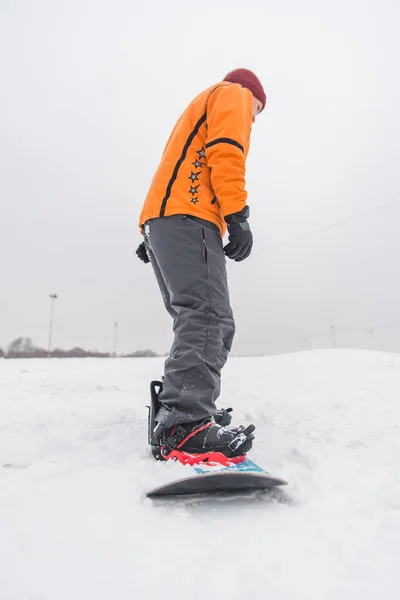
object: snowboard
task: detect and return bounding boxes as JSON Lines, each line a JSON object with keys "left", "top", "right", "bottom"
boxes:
{"left": 146, "top": 380, "right": 287, "bottom": 498}
{"left": 146, "top": 457, "right": 287, "bottom": 498}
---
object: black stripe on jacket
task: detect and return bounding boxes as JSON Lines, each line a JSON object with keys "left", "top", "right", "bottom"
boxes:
{"left": 205, "top": 137, "right": 244, "bottom": 154}
{"left": 159, "top": 113, "right": 207, "bottom": 217}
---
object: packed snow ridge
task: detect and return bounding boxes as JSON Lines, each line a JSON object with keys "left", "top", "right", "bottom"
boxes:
{"left": 1, "top": 349, "right": 399, "bottom": 600}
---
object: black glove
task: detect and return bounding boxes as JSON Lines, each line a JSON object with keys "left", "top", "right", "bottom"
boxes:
{"left": 223, "top": 206, "right": 253, "bottom": 262}
{"left": 136, "top": 241, "right": 150, "bottom": 264}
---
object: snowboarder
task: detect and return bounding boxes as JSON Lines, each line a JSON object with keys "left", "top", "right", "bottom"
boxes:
{"left": 136, "top": 68, "right": 266, "bottom": 463}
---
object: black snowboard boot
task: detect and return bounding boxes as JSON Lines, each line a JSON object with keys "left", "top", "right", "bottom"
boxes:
{"left": 155, "top": 418, "right": 255, "bottom": 464}
{"left": 147, "top": 380, "right": 254, "bottom": 464}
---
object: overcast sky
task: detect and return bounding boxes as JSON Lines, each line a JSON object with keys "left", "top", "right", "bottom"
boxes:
{"left": 1, "top": 0, "right": 400, "bottom": 355}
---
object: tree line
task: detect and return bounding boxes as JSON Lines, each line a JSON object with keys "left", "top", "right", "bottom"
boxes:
{"left": 0, "top": 338, "right": 159, "bottom": 359}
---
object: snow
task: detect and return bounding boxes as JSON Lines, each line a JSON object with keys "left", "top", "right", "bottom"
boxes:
{"left": 1, "top": 350, "right": 400, "bottom": 600}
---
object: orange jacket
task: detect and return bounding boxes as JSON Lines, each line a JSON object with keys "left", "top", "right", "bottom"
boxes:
{"left": 139, "top": 81, "right": 253, "bottom": 236}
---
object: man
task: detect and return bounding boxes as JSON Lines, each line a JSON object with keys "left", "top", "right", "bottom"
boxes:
{"left": 136, "top": 68, "right": 266, "bottom": 463}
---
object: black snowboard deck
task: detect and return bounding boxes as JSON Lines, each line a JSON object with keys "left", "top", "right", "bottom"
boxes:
{"left": 147, "top": 459, "right": 287, "bottom": 498}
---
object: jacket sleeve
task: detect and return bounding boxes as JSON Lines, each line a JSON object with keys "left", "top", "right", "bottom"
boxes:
{"left": 205, "top": 84, "right": 253, "bottom": 218}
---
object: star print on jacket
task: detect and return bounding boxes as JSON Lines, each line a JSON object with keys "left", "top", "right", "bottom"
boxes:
{"left": 191, "top": 197, "right": 199, "bottom": 205}
{"left": 197, "top": 147, "right": 206, "bottom": 159}
{"left": 192, "top": 160, "right": 204, "bottom": 169}
{"left": 189, "top": 185, "right": 199, "bottom": 195}
{"left": 188, "top": 172, "right": 200, "bottom": 182}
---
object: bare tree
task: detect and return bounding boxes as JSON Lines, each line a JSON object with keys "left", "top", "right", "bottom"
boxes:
{"left": 127, "top": 349, "right": 158, "bottom": 357}
{"left": 8, "top": 337, "right": 35, "bottom": 355}
{"left": 7, "top": 337, "right": 46, "bottom": 358}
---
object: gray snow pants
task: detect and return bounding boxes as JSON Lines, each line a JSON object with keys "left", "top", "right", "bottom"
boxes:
{"left": 144, "top": 215, "right": 235, "bottom": 427}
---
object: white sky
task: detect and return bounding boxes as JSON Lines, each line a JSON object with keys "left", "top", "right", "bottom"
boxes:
{"left": 1, "top": 0, "right": 400, "bottom": 355}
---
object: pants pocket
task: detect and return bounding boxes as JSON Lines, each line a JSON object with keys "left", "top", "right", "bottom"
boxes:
{"left": 201, "top": 227, "right": 208, "bottom": 265}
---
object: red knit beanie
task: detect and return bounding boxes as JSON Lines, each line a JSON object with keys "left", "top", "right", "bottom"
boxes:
{"left": 223, "top": 68, "right": 266, "bottom": 110}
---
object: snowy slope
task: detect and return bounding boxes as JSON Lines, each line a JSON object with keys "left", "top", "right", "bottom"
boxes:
{"left": 1, "top": 350, "right": 399, "bottom": 600}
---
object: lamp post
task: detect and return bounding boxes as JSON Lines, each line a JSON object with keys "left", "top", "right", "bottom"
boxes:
{"left": 331, "top": 325, "right": 336, "bottom": 348}
{"left": 113, "top": 321, "right": 118, "bottom": 357}
{"left": 48, "top": 294, "right": 58, "bottom": 353}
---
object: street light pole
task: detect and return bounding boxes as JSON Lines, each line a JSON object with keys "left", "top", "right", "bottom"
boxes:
{"left": 331, "top": 325, "right": 336, "bottom": 348}
{"left": 48, "top": 294, "right": 58, "bottom": 353}
{"left": 113, "top": 321, "right": 118, "bottom": 357}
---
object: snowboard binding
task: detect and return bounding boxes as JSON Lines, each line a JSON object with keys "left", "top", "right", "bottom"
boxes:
{"left": 147, "top": 380, "right": 164, "bottom": 460}
{"left": 147, "top": 380, "right": 255, "bottom": 466}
